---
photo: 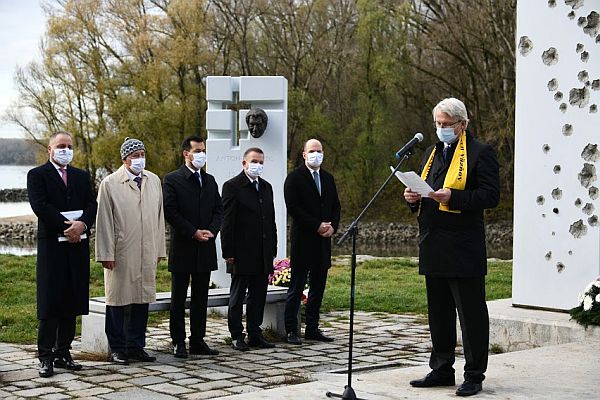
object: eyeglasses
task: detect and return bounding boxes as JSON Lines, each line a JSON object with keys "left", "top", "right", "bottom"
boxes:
{"left": 434, "top": 120, "right": 462, "bottom": 129}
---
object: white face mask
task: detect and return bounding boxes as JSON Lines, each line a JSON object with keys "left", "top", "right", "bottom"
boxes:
{"left": 436, "top": 127, "right": 459, "bottom": 144}
{"left": 53, "top": 148, "right": 73, "bottom": 166}
{"left": 246, "top": 162, "right": 264, "bottom": 178}
{"left": 191, "top": 152, "right": 206, "bottom": 170}
{"left": 306, "top": 151, "right": 324, "bottom": 168}
{"left": 129, "top": 157, "right": 145, "bottom": 174}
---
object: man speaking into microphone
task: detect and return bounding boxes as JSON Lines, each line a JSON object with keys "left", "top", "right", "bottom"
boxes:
{"left": 404, "top": 98, "right": 499, "bottom": 397}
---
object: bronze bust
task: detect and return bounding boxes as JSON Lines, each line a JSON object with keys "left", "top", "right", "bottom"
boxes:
{"left": 245, "top": 108, "right": 268, "bottom": 138}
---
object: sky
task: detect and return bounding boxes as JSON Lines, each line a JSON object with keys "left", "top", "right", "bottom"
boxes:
{"left": 0, "top": 0, "right": 46, "bottom": 139}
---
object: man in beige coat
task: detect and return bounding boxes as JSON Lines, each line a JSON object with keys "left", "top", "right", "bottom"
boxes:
{"left": 95, "top": 137, "right": 166, "bottom": 365}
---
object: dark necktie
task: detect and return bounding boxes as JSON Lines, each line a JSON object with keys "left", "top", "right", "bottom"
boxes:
{"left": 313, "top": 171, "right": 321, "bottom": 195}
{"left": 133, "top": 176, "right": 142, "bottom": 189}
{"left": 59, "top": 167, "right": 67, "bottom": 186}
{"left": 194, "top": 171, "right": 202, "bottom": 188}
{"left": 443, "top": 146, "right": 449, "bottom": 161}
{"left": 254, "top": 180, "right": 259, "bottom": 192}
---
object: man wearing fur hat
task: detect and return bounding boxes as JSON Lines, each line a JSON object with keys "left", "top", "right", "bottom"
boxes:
{"left": 95, "top": 137, "right": 166, "bottom": 365}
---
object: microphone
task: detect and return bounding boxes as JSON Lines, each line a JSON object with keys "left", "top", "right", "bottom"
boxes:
{"left": 395, "top": 132, "right": 424, "bottom": 159}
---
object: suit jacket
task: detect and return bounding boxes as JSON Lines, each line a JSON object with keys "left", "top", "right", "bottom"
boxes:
{"left": 410, "top": 133, "right": 500, "bottom": 277}
{"left": 27, "top": 161, "right": 97, "bottom": 319}
{"left": 221, "top": 171, "right": 277, "bottom": 276}
{"left": 284, "top": 165, "right": 341, "bottom": 270}
{"left": 163, "top": 165, "right": 223, "bottom": 273}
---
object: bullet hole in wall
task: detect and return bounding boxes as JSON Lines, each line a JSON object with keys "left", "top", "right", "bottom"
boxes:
{"left": 548, "top": 78, "right": 559, "bottom": 91}
{"left": 560, "top": 103, "right": 568, "bottom": 113}
{"left": 582, "top": 11, "right": 599, "bottom": 38}
{"left": 589, "top": 186, "right": 598, "bottom": 200}
{"left": 576, "top": 43, "right": 584, "bottom": 53}
{"left": 592, "top": 80, "right": 599, "bottom": 90}
{"left": 581, "top": 51, "right": 589, "bottom": 62}
{"left": 552, "top": 188, "right": 563, "bottom": 200}
{"left": 578, "top": 70, "right": 589, "bottom": 82}
{"left": 582, "top": 203, "right": 595, "bottom": 215}
{"left": 537, "top": 195, "right": 545, "bottom": 205}
{"left": 554, "top": 92, "right": 563, "bottom": 101}
{"left": 578, "top": 163, "right": 597, "bottom": 188}
{"left": 553, "top": 207, "right": 559, "bottom": 214}
{"left": 542, "top": 47, "right": 559, "bottom": 65}
{"left": 543, "top": 144, "right": 551, "bottom": 153}
{"left": 569, "top": 87, "right": 589, "bottom": 108}
{"left": 568, "top": 11, "right": 576, "bottom": 20}
{"left": 545, "top": 251, "right": 552, "bottom": 260}
{"left": 568, "top": 250, "right": 573, "bottom": 255}
{"left": 553, "top": 165, "right": 561, "bottom": 174}
{"left": 562, "top": 124, "right": 573, "bottom": 136}
{"left": 588, "top": 215, "right": 598, "bottom": 226}
{"left": 547, "top": 0, "right": 556, "bottom": 7}
{"left": 518, "top": 36, "right": 533, "bottom": 56}
{"left": 591, "top": 104, "right": 598, "bottom": 113}
{"left": 578, "top": 16, "right": 587, "bottom": 27}
{"left": 581, "top": 144, "right": 599, "bottom": 162}
{"left": 542, "top": 213, "right": 546, "bottom": 218}
{"left": 565, "top": 0, "right": 583, "bottom": 10}
{"left": 569, "top": 219, "right": 587, "bottom": 238}
{"left": 575, "top": 198, "right": 582, "bottom": 207}
{"left": 556, "top": 262, "right": 565, "bottom": 273}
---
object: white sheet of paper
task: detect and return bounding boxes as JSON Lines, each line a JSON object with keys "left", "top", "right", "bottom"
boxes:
{"left": 58, "top": 210, "right": 87, "bottom": 242}
{"left": 390, "top": 167, "right": 434, "bottom": 198}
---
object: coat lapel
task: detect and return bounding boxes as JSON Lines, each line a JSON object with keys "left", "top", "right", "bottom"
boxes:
{"left": 43, "top": 161, "right": 67, "bottom": 193}
{"left": 300, "top": 166, "right": 321, "bottom": 196}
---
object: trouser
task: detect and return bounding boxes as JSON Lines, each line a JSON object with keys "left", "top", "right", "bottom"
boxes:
{"left": 228, "top": 274, "right": 269, "bottom": 339}
{"left": 170, "top": 271, "right": 211, "bottom": 345}
{"left": 105, "top": 303, "right": 149, "bottom": 353}
{"left": 284, "top": 265, "right": 328, "bottom": 334}
{"left": 425, "top": 275, "right": 489, "bottom": 383}
{"left": 37, "top": 316, "right": 76, "bottom": 361}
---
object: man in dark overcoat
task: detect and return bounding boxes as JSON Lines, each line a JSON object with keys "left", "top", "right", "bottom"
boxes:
{"left": 27, "top": 131, "right": 97, "bottom": 377}
{"left": 163, "top": 135, "right": 223, "bottom": 358}
{"left": 221, "top": 147, "right": 277, "bottom": 351}
{"left": 404, "top": 98, "right": 500, "bottom": 397}
{"left": 283, "top": 138, "right": 341, "bottom": 345}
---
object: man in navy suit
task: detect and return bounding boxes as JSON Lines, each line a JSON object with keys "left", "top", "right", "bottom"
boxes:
{"left": 283, "top": 139, "right": 341, "bottom": 345}
{"left": 27, "top": 131, "right": 97, "bottom": 377}
{"left": 221, "top": 147, "right": 277, "bottom": 351}
{"left": 163, "top": 136, "right": 223, "bottom": 358}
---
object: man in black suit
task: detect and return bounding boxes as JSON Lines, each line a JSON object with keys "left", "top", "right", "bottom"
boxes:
{"left": 404, "top": 98, "right": 500, "bottom": 397}
{"left": 221, "top": 147, "right": 277, "bottom": 351}
{"left": 163, "top": 136, "right": 223, "bottom": 358}
{"left": 27, "top": 131, "right": 97, "bottom": 377}
{"left": 283, "top": 139, "right": 341, "bottom": 345}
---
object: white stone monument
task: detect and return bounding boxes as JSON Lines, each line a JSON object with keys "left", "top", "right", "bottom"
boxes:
{"left": 205, "top": 76, "right": 288, "bottom": 287}
{"left": 513, "top": 1, "right": 600, "bottom": 310}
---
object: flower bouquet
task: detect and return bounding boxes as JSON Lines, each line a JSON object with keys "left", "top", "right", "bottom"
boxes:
{"left": 269, "top": 258, "right": 308, "bottom": 304}
{"left": 570, "top": 278, "right": 600, "bottom": 327}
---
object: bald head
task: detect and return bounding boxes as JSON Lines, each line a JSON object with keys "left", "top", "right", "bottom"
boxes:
{"left": 303, "top": 139, "right": 323, "bottom": 152}
{"left": 303, "top": 138, "right": 324, "bottom": 168}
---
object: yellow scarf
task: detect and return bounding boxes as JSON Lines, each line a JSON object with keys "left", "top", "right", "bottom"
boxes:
{"left": 420, "top": 132, "right": 468, "bottom": 213}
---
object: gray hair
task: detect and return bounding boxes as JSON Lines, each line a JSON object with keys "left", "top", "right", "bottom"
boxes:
{"left": 432, "top": 98, "right": 469, "bottom": 122}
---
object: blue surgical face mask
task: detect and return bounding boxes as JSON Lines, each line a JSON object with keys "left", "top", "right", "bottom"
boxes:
{"left": 246, "top": 162, "right": 264, "bottom": 178}
{"left": 436, "top": 127, "right": 458, "bottom": 144}
{"left": 129, "top": 157, "right": 145, "bottom": 174}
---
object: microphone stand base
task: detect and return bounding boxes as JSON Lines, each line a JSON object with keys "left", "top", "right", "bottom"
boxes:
{"left": 326, "top": 385, "right": 366, "bottom": 400}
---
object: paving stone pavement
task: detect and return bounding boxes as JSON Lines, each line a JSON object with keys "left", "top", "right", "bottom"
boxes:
{"left": 0, "top": 312, "right": 461, "bottom": 399}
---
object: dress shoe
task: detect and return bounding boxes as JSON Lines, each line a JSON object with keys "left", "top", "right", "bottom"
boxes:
{"left": 304, "top": 328, "right": 334, "bottom": 342}
{"left": 247, "top": 334, "right": 276, "bottom": 349}
{"left": 456, "top": 381, "right": 482, "bottom": 396}
{"left": 189, "top": 339, "right": 219, "bottom": 356}
{"left": 38, "top": 359, "right": 54, "bottom": 378}
{"left": 409, "top": 371, "right": 455, "bottom": 387}
{"left": 173, "top": 342, "right": 188, "bottom": 358}
{"left": 231, "top": 336, "right": 250, "bottom": 352}
{"left": 54, "top": 354, "right": 83, "bottom": 371}
{"left": 286, "top": 332, "right": 302, "bottom": 345}
{"left": 128, "top": 349, "right": 156, "bottom": 362}
{"left": 110, "top": 352, "right": 129, "bottom": 365}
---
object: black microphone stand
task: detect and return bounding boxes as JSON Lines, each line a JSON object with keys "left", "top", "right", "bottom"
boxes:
{"left": 326, "top": 151, "right": 414, "bottom": 400}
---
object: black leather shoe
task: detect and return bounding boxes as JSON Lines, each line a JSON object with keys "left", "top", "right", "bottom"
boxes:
{"left": 128, "top": 349, "right": 156, "bottom": 362}
{"left": 248, "top": 335, "right": 276, "bottom": 349}
{"left": 456, "top": 381, "right": 482, "bottom": 396}
{"left": 173, "top": 342, "right": 188, "bottom": 359}
{"left": 304, "top": 328, "right": 334, "bottom": 342}
{"left": 410, "top": 372, "right": 455, "bottom": 387}
{"left": 231, "top": 336, "right": 250, "bottom": 352}
{"left": 54, "top": 354, "right": 83, "bottom": 371}
{"left": 189, "top": 339, "right": 219, "bottom": 356}
{"left": 286, "top": 332, "right": 302, "bottom": 345}
{"left": 38, "top": 359, "right": 54, "bottom": 378}
{"left": 110, "top": 352, "right": 129, "bottom": 365}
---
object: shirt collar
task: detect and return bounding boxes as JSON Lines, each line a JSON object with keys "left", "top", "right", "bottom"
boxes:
{"left": 124, "top": 167, "right": 142, "bottom": 181}
{"left": 49, "top": 159, "right": 64, "bottom": 171}
{"left": 306, "top": 164, "right": 320, "bottom": 174}
{"left": 243, "top": 170, "right": 258, "bottom": 183}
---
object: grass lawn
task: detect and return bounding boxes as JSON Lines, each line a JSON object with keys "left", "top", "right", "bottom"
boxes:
{"left": 322, "top": 258, "right": 512, "bottom": 315}
{"left": 0, "top": 254, "right": 512, "bottom": 345}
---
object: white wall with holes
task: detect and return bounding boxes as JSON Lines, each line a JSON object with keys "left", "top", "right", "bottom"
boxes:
{"left": 205, "top": 76, "right": 288, "bottom": 287}
{"left": 513, "top": 1, "right": 600, "bottom": 310}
